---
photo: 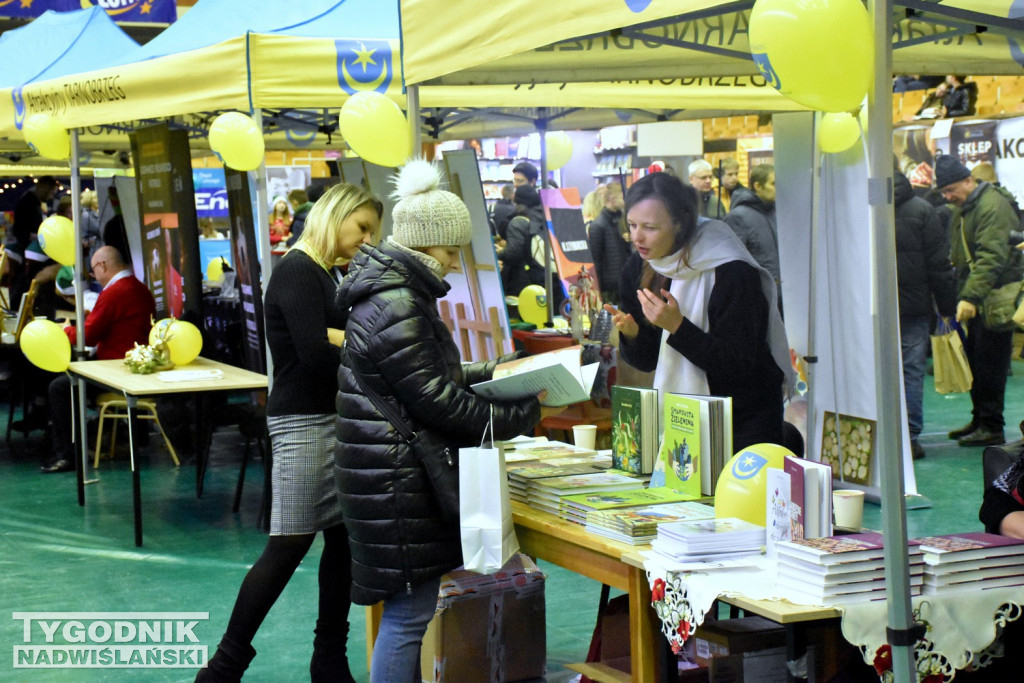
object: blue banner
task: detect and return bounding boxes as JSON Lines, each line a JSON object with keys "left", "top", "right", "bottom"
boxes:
{"left": 193, "top": 168, "right": 228, "bottom": 219}
{"left": 0, "top": 0, "right": 176, "bottom": 23}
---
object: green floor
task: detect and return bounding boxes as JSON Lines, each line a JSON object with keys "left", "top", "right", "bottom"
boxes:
{"left": 2, "top": 359, "right": 1023, "bottom": 682}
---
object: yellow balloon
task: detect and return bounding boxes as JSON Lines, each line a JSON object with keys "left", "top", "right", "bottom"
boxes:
{"left": 749, "top": 0, "right": 871, "bottom": 113}
{"left": 23, "top": 113, "right": 70, "bottom": 160}
{"left": 546, "top": 132, "right": 573, "bottom": 171}
{"left": 818, "top": 113, "right": 862, "bottom": 154}
{"left": 338, "top": 92, "right": 411, "bottom": 168}
{"left": 20, "top": 319, "right": 71, "bottom": 373}
{"left": 206, "top": 257, "right": 229, "bottom": 282}
{"left": 517, "top": 284, "right": 548, "bottom": 326}
{"left": 38, "top": 215, "right": 76, "bottom": 266}
{"left": 149, "top": 319, "right": 203, "bottom": 366}
{"left": 714, "top": 444, "right": 794, "bottom": 526}
{"left": 209, "top": 112, "right": 265, "bottom": 171}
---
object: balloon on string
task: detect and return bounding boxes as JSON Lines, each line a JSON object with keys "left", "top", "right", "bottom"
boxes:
{"left": 20, "top": 319, "right": 71, "bottom": 373}
{"left": 517, "top": 284, "right": 548, "bottom": 326}
{"left": 714, "top": 443, "right": 793, "bottom": 526}
{"left": 38, "top": 215, "right": 76, "bottom": 266}
{"left": 23, "top": 113, "right": 70, "bottom": 160}
{"left": 545, "top": 132, "right": 573, "bottom": 171}
{"left": 208, "top": 112, "right": 265, "bottom": 171}
{"left": 150, "top": 318, "right": 203, "bottom": 365}
{"left": 818, "top": 113, "right": 862, "bottom": 154}
{"left": 749, "top": 0, "right": 871, "bottom": 112}
{"left": 338, "top": 92, "right": 412, "bottom": 168}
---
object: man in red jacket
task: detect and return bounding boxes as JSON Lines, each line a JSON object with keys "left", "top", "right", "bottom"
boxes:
{"left": 42, "top": 246, "right": 156, "bottom": 473}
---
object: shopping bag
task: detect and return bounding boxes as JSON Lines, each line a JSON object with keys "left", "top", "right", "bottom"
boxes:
{"left": 931, "top": 318, "right": 972, "bottom": 394}
{"left": 460, "top": 411, "right": 519, "bottom": 574}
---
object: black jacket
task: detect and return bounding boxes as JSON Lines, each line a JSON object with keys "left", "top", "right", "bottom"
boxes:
{"left": 491, "top": 198, "right": 516, "bottom": 240}
{"left": 894, "top": 173, "right": 957, "bottom": 318}
{"left": 587, "top": 207, "right": 631, "bottom": 304}
{"left": 943, "top": 84, "right": 973, "bottom": 118}
{"left": 501, "top": 206, "right": 547, "bottom": 296}
{"left": 334, "top": 241, "right": 539, "bottom": 604}
{"left": 724, "top": 188, "right": 780, "bottom": 283}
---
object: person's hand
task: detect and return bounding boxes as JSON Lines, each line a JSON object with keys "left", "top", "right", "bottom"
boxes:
{"left": 956, "top": 300, "right": 977, "bottom": 323}
{"left": 602, "top": 303, "right": 639, "bottom": 338}
{"left": 637, "top": 288, "right": 684, "bottom": 333}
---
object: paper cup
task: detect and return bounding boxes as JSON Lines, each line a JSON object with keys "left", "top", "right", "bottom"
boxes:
{"left": 833, "top": 490, "right": 865, "bottom": 530}
{"left": 572, "top": 424, "right": 597, "bottom": 450}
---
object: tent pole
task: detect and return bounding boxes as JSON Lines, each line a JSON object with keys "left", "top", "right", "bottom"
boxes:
{"left": 69, "top": 129, "right": 91, "bottom": 501}
{"left": 868, "top": 1, "right": 916, "bottom": 681}
{"left": 805, "top": 116, "right": 821, "bottom": 454}
{"left": 538, "top": 111, "right": 553, "bottom": 325}
{"left": 407, "top": 85, "right": 422, "bottom": 156}
{"left": 251, "top": 108, "right": 274, "bottom": 389}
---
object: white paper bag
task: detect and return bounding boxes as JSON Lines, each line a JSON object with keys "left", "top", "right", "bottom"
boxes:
{"left": 460, "top": 413, "right": 519, "bottom": 574}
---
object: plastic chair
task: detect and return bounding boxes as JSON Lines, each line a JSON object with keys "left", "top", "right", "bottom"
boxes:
{"left": 93, "top": 392, "right": 180, "bottom": 468}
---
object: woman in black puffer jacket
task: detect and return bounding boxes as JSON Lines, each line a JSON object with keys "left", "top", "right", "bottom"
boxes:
{"left": 334, "top": 159, "right": 544, "bottom": 683}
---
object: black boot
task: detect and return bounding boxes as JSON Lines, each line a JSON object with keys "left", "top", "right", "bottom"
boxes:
{"left": 310, "top": 622, "right": 356, "bottom": 683}
{"left": 195, "top": 637, "right": 256, "bottom": 682}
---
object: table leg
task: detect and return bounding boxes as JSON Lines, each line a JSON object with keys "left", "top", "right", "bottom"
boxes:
{"left": 126, "top": 394, "right": 143, "bottom": 547}
{"left": 626, "top": 564, "right": 663, "bottom": 683}
{"left": 785, "top": 622, "right": 809, "bottom": 683}
{"left": 195, "top": 395, "right": 211, "bottom": 498}
{"left": 71, "top": 375, "right": 85, "bottom": 506}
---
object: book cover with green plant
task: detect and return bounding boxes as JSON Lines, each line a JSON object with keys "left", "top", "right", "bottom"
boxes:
{"left": 656, "top": 394, "right": 702, "bottom": 498}
{"left": 611, "top": 386, "right": 657, "bottom": 474}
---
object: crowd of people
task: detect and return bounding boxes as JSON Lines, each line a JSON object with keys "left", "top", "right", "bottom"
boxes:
{"left": 6, "top": 135, "right": 1024, "bottom": 678}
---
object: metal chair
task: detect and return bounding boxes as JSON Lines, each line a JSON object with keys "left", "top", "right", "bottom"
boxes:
{"left": 93, "top": 392, "right": 180, "bottom": 468}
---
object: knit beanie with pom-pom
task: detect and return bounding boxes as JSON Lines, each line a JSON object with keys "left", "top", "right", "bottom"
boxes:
{"left": 390, "top": 158, "right": 472, "bottom": 248}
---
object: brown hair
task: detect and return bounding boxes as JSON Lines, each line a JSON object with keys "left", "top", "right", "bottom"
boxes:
{"left": 624, "top": 172, "right": 698, "bottom": 290}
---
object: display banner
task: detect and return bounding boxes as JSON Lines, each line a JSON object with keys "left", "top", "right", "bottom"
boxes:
{"left": 193, "top": 168, "right": 228, "bottom": 219}
{"left": 225, "top": 168, "right": 267, "bottom": 374}
{"left": 950, "top": 121, "right": 999, "bottom": 167}
{"left": 130, "top": 123, "right": 202, "bottom": 322}
{"left": 539, "top": 188, "right": 596, "bottom": 299}
{"left": 993, "top": 117, "right": 1024, "bottom": 208}
{"left": 0, "top": 0, "right": 177, "bottom": 23}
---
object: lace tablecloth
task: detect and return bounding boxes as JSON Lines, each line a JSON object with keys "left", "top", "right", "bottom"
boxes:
{"left": 644, "top": 554, "right": 1024, "bottom": 680}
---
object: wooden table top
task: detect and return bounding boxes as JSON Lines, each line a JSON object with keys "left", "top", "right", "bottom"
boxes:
{"left": 68, "top": 356, "right": 267, "bottom": 396}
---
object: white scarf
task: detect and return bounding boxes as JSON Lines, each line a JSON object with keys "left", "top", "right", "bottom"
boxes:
{"left": 647, "top": 218, "right": 794, "bottom": 399}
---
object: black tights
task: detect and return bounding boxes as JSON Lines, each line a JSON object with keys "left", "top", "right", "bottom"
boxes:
{"left": 221, "top": 524, "right": 352, "bottom": 648}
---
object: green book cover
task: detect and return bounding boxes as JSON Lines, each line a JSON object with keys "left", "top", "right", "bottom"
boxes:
{"left": 561, "top": 486, "right": 704, "bottom": 513}
{"left": 611, "top": 385, "right": 658, "bottom": 474}
{"left": 654, "top": 394, "right": 702, "bottom": 498}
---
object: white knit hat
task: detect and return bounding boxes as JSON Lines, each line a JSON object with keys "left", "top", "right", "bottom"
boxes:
{"left": 390, "top": 158, "right": 472, "bottom": 248}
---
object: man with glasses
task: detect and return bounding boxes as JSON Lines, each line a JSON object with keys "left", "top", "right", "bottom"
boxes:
{"left": 688, "top": 159, "right": 724, "bottom": 219}
{"left": 936, "top": 155, "right": 1023, "bottom": 448}
{"left": 42, "top": 246, "right": 155, "bottom": 473}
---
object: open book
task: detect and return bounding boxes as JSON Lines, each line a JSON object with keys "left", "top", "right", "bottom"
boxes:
{"left": 470, "top": 345, "right": 598, "bottom": 407}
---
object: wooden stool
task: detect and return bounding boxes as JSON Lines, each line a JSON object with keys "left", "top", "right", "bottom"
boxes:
{"left": 94, "top": 392, "right": 180, "bottom": 468}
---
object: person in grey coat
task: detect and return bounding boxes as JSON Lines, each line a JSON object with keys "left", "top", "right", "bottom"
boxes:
{"left": 725, "top": 163, "right": 782, "bottom": 314}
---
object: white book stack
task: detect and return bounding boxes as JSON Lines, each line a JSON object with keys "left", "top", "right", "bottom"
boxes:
{"left": 650, "top": 517, "right": 764, "bottom": 563}
{"left": 916, "top": 532, "right": 1024, "bottom": 595}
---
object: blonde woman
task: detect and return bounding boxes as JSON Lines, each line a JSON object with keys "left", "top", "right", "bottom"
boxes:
{"left": 199, "top": 184, "right": 382, "bottom": 683}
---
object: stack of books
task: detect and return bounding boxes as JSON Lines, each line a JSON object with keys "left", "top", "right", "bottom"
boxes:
{"left": 561, "top": 486, "right": 709, "bottom": 525}
{"left": 650, "top": 517, "right": 765, "bottom": 563}
{"left": 917, "top": 532, "right": 1024, "bottom": 594}
{"left": 585, "top": 501, "right": 715, "bottom": 545}
{"left": 656, "top": 393, "right": 732, "bottom": 497}
{"left": 527, "top": 472, "right": 645, "bottom": 516}
{"left": 774, "top": 533, "right": 925, "bottom": 606}
{"left": 507, "top": 462, "right": 604, "bottom": 504}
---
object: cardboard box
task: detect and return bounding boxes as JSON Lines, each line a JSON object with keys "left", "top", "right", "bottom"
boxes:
{"left": 708, "top": 647, "right": 788, "bottom": 683}
{"left": 693, "top": 616, "right": 786, "bottom": 668}
{"left": 421, "top": 554, "right": 546, "bottom": 682}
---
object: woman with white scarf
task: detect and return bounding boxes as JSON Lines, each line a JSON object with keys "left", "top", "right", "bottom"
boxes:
{"left": 604, "top": 172, "right": 793, "bottom": 451}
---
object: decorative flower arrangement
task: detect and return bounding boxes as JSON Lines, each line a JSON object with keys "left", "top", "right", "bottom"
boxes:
{"left": 649, "top": 574, "right": 701, "bottom": 655}
{"left": 873, "top": 644, "right": 945, "bottom": 683}
{"left": 123, "top": 318, "right": 175, "bottom": 374}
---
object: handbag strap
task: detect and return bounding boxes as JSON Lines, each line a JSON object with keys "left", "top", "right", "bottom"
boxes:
{"left": 344, "top": 350, "right": 417, "bottom": 445}
{"left": 958, "top": 217, "right": 975, "bottom": 272}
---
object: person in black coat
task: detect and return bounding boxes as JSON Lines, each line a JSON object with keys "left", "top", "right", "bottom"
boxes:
{"left": 725, "top": 163, "right": 782, "bottom": 314}
{"left": 490, "top": 183, "right": 516, "bottom": 240}
{"left": 942, "top": 74, "right": 974, "bottom": 118}
{"left": 587, "top": 181, "right": 631, "bottom": 304}
{"left": 334, "top": 159, "right": 549, "bottom": 682}
{"left": 894, "top": 170, "right": 957, "bottom": 459}
{"left": 498, "top": 184, "right": 547, "bottom": 297}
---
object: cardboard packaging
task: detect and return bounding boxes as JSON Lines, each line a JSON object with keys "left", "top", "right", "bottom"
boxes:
{"left": 693, "top": 616, "right": 787, "bottom": 668}
{"left": 420, "top": 554, "right": 546, "bottom": 682}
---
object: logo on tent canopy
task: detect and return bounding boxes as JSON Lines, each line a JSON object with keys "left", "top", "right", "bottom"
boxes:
{"left": 336, "top": 40, "right": 393, "bottom": 95}
{"left": 731, "top": 452, "right": 769, "bottom": 480}
{"left": 12, "top": 87, "right": 25, "bottom": 131}
{"left": 623, "top": 0, "right": 654, "bottom": 12}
